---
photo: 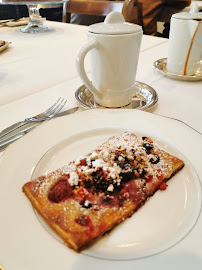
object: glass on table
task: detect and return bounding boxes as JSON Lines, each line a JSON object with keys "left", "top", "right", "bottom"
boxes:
{"left": 0, "top": 0, "right": 66, "bottom": 33}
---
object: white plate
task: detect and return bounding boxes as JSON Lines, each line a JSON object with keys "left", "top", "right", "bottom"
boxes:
{"left": 0, "top": 41, "right": 11, "bottom": 53}
{"left": 0, "top": 109, "right": 202, "bottom": 270}
{"left": 32, "top": 129, "right": 200, "bottom": 260}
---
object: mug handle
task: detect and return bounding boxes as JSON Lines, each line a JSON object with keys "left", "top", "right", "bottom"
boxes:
{"left": 76, "top": 38, "right": 101, "bottom": 99}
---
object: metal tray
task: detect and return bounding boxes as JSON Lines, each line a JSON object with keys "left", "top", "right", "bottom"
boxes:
{"left": 75, "top": 81, "right": 158, "bottom": 110}
{"left": 154, "top": 58, "right": 202, "bottom": 81}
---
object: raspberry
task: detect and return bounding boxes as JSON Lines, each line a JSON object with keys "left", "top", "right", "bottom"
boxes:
{"left": 48, "top": 179, "right": 71, "bottom": 203}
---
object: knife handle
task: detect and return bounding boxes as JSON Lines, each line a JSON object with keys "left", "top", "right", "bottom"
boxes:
{"left": 0, "top": 121, "right": 30, "bottom": 139}
{"left": 0, "top": 133, "right": 24, "bottom": 152}
{"left": 0, "top": 123, "right": 40, "bottom": 152}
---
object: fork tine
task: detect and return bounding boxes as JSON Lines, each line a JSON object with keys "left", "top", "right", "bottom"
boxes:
{"left": 46, "top": 97, "right": 63, "bottom": 116}
{"left": 53, "top": 99, "right": 67, "bottom": 115}
{"left": 47, "top": 99, "right": 67, "bottom": 118}
{"left": 44, "top": 97, "right": 62, "bottom": 115}
{"left": 47, "top": 98, "right": 64, "bottom": 116}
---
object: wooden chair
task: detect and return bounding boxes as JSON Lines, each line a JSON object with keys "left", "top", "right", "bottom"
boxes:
{"left": 132, "top": 0, "right": 144, "bottom": 29}
{"left": 62, "top": 0, "right": 135, "bottom": 24}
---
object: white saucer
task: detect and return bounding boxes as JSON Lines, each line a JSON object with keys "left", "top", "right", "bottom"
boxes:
{"left": 0, "top": 41, "right": 11, "bottom": 53}
{"left": 154, "top": 58, "right": 202, "bottom": 81}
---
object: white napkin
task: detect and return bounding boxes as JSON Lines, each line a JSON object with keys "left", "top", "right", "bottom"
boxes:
{"left": 0, "top": 17, "right": 46, "bottom": 27}
{"left": 6, "top": 17, "right": 30, "bottom": 27}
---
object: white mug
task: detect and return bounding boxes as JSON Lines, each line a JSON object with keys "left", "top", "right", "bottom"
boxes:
{"left": 167, "top": 3, "right": 202, "bottom": 76}
{"left": 76, "top": 11, "right": 143, "bottom": 107}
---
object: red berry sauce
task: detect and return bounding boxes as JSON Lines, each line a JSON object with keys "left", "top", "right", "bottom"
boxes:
{"left": 48, "top": 178, "right": 72, "bottom": 203}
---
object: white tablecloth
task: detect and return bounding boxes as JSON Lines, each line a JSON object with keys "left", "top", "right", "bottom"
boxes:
{"left": 0, "top": 20, "right": 202, "bottom": 270}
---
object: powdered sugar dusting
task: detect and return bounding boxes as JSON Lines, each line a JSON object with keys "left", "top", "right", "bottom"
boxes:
{"left": 33, "top": 132, "right": 177, "bottom": 198}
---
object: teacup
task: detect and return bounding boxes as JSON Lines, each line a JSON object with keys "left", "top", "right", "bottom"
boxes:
{"left": 76, "top": 11, "right": 143, "bottom": 107}
{"left": 167, "top": 3, "right": 202, "bottom": 76}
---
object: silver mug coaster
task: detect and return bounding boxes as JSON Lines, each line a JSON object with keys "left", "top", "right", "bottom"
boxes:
{"left": 154, "top": 58, "right": 202, "bottom": 81}
{"left": 75, "top": 81, "right": 158, "bottom": 110}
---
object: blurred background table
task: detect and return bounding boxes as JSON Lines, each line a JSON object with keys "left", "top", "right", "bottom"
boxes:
{"left": 185, "top": 1, "right": 202, "bottom": 11}
{"left": 0, "top": 0, "right": 66, "bottom": 32}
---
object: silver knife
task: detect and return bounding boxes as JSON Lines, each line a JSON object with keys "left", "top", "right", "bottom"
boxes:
{"left": 53, "top": 106, "right": 79, "bottom": 118}
{"left": 0, "top": 107, "right": 79, "bottom": 152}
{"left": 0, "top": 123, "right": 41, "bottom": 152}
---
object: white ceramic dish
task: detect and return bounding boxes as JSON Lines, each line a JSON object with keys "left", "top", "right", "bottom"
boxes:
{"left": 76, "top": 12, "right": 142, "bottom": 107}
{"left": 0, "top": 109, "right": 202, "bottom": 270}
{"left": 0, "top": 41, "right": 11, "bottom": 53}
{"left": 32, "top": 129, "right": 200, "bottom": 261}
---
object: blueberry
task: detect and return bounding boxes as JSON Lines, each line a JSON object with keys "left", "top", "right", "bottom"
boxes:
{"left": 117, "top": 161, "right": 134, "bottom": 182}
{"left": 150, "top": 155, "right": 160, "bottom": 164}
{"left": 137, "top": 167, "right": 146, "bottom": 178}
{"left": 143, "top": 142, "right": 153, "bottom": 154}
{"left": 93, "top": 177, "right": 108, "bottom": 192}
{"left": 116, "top": 161, "right": 125, "bottom": 169}
{"left": 84, "top": 180, "right": 93, "bottom": 189}
{"left": 92, "top": 170, "right": 112, "bottom": 192}
{"left": 115, "top": 154, "right": 127, "bottom": 162}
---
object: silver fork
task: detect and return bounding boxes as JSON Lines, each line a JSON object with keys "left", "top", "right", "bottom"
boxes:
{"left": 0, "top": 97, "right": 67, "bottom": 139}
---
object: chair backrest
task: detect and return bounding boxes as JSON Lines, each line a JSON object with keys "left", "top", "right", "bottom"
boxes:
{"left": 131, "top": 0, "right": 144, "bottom": 30}
{"left": 62, "top": 0, "right": 135, "bottom": 23}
